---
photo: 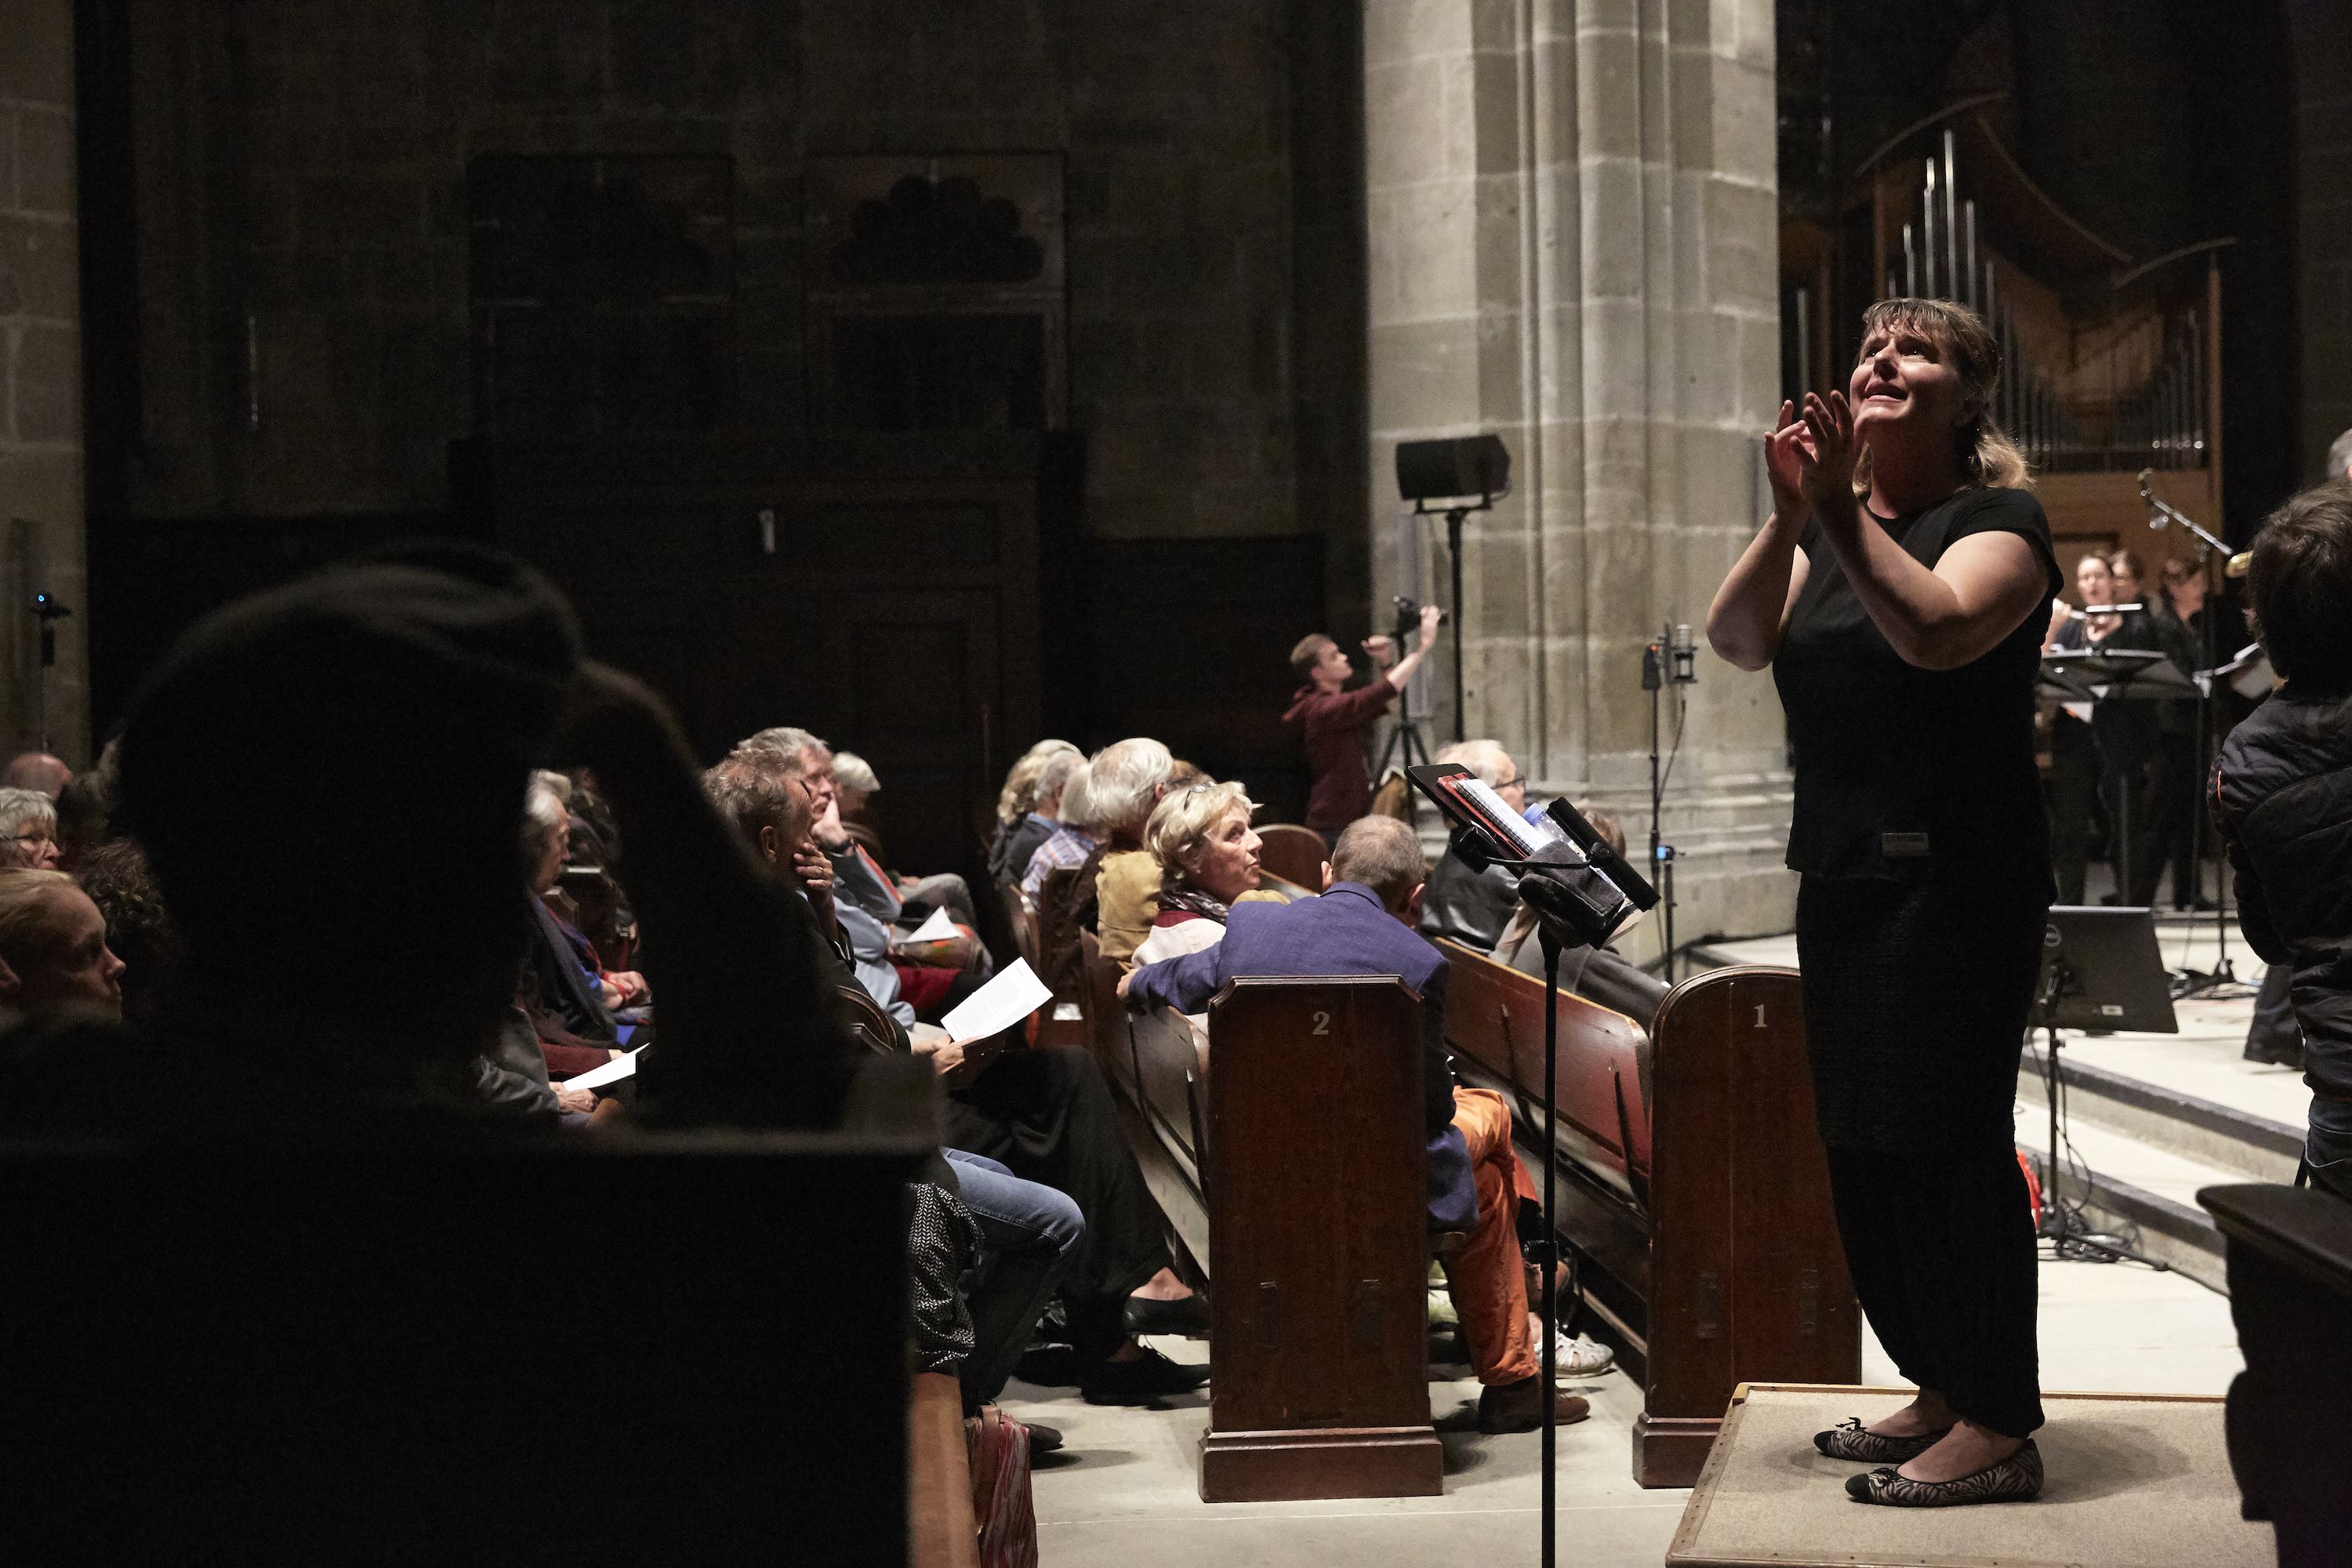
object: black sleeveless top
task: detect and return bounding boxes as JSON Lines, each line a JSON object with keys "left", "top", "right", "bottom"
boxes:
{"left": 1773, "top": 486, "right": 2062, "bottom": 887}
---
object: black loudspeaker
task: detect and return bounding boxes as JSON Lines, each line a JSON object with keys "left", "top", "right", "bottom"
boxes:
{"left": 1394, "top": 434, "right": 1511, "bottom": 506}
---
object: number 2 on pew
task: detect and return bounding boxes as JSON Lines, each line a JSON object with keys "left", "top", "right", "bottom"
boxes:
{"left": 1312, "top": 1010, "right": 1331, "bottom": 1036}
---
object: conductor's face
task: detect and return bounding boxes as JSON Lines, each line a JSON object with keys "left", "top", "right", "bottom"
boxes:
{"left": 1848, "top": 321, "right": 1973, "bottom": 452}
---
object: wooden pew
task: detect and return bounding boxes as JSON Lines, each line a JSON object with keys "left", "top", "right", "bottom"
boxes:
{"left": 1254, "top": 822, "right": 1327, "bottom": 890}
{"left": 1199, "top": 978, "right": 1441, "bottom": 1501}
{"left": 1101, "top": 979, "right": 1440, "bottom": 1501}
{"left": 0, "top": 1126, "right": 930, "bottom": 1565}
{"left": 1436, "top": 939, "right": 1858, "bottom": 1486}
{"left": 997, "top": 877, "right": 1084, "bottom": 1047}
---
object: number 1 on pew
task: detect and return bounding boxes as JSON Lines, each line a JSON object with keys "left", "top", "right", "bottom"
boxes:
{"left": 1754, "top": 1004, "right": 1767, "bottom": 1028}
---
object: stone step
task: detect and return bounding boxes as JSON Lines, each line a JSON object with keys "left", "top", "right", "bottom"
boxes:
{"left": 2019, "top": 1040, "right": 2303, "bottom": 1184}
{"left": 2015, "top": 1102, "right": 2256, "bottom": 1291}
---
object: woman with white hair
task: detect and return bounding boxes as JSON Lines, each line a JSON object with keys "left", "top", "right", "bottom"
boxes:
{"left": 989, "top": 739, "right": 1083, "bottom": 881}
{"left": 1086, "top": 738, "right": 1175, "bottom": 972}
{"left": 1131, "top": 782, "right": 1285, "bottom": 967}
{"left": 0, "top": 787, "right": 62, "bottom": 870}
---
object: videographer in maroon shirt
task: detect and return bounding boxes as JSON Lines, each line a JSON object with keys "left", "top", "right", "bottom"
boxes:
{"left": 1283, "top": 601, "right": 1444, "bottom": 848}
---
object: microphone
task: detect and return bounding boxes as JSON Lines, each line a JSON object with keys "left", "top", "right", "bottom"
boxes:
{"left": 2138, "top": 467, "right": 2161, "bottom": 525}
{"left": 1669, "top": 623, "right": 1696, "bottom": 684}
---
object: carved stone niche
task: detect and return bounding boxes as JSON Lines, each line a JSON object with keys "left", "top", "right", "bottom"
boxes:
{"left": 804, "top": 155, "right": 1067, "bottom": 433}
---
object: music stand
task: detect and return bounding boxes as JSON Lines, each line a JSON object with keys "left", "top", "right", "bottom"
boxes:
{"left": 2041, "top": 648, "right": 2198, "bottom": 908}
{"left": 2029, "top": 906, "right": 2177, "bottom": 1267}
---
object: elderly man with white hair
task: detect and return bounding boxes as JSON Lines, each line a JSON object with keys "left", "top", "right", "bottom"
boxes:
{"left": 1085, "top": 738, "right": 1177, "bottom": 972}
{"left": 1418, "top": 739, "right": 1527, "bottom": 951}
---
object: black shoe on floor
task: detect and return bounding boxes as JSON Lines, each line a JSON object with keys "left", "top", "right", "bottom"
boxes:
{"left": 1022, "top": 1421, "right": 1064, "bottom": 1455}
{"left": 1123, "top": 1290, "right": 1211, "bottom": 1338}
{"left": 1080, "top": 1345, "right": 1210, "bottom": 1406}
{"left": 1014, "top": 1341, "right": 1081, "bottom": 1388}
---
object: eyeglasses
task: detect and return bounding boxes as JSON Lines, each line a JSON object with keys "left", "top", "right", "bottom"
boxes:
{"left": 1492, "top": 775, "right": 1524, "bottom": 792}
{"left": 9, "top": 833, "right": 55, "bottom": 846}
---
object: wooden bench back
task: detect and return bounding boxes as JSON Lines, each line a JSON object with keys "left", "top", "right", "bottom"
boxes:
{"left": 1033, "top": 855, "right": 1100, "bottom": 1000}
{"left": 998, "top": 879, "right": 1041, "bottom": 972}
{"left": 1438, "top": 938, "right": 1651, "bottom": 1192}
{"left": 1253, "top": 823, "right": 1327, "bottom": 891}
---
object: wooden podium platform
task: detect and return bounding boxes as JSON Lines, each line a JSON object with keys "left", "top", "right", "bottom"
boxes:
{"left": 1668, "top": 1384, "right": 2268, "bottom": 1567}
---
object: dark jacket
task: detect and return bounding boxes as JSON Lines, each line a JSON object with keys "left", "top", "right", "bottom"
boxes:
{"left": 2214, "top": 685, "right": 2352, "bottom": 1101}
{"left": 1282, "top": 681, "right": 1396, "bottom": 833}
{"left": 1418, "top": 850, "right": 1518, "bottom": 952}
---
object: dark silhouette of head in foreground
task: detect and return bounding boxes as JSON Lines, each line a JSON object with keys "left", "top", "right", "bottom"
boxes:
{"left": 115, "top": 546, "right": 583, "bottom": 1070}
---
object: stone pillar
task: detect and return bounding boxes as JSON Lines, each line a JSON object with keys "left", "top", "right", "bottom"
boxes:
{"left": 0, "top": 0, "right": 89, "bottom": 766}
{"left": 1365, "top": 0, "right": 1791, "bottom": 957}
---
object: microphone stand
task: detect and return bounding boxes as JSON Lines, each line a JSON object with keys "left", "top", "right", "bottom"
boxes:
{"left": 2140, "top": 474, "right": 2241, "bottom": 993}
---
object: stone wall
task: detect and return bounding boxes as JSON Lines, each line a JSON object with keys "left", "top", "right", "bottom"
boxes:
{"left": 0, "top": 0, "right": 89, "bottom": 764}
{"left": 2292, "top": 0, "right": 2352, "bottom": 481}
{"left": 118, "top": 0, "right": 1339, "bottom": 547}
{"left": 1364, "top": 0, "right": 1793, "bottom": 957}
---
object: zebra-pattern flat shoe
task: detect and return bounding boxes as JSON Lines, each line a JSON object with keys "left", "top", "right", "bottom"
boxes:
{"left": 1812, "top": 1416, "right": 1950, "bottom": 1465}
{"left": 1845, "top": 1440, "right": 2044, "bottom": 1507}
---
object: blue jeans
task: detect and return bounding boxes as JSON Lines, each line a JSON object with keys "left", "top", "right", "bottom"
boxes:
{"left": 943, "top": 1149, "right": 1086, "bottom": 1408}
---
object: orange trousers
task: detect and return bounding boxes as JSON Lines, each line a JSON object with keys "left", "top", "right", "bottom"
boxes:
{"left": 1440, "top": 1086, "right": 1537, "bottom": 1386}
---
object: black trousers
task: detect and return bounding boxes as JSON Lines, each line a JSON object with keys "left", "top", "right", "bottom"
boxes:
{"left": 1797, "top": 873, "right": 2048, "bottom": 1439}
{"left": 2045, "top": 725, "right": 2100, "bottom": 907}
{"left": 942, "top": 1046, "right": 1170, "bottom": 1357}
{"left": 1824, "top": 1145, "right": 2045, "bottom": 1438}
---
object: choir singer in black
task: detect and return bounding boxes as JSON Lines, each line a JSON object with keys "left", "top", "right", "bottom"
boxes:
{"left": 1707, "top": 299, "right": 2062, "bottom": 1508}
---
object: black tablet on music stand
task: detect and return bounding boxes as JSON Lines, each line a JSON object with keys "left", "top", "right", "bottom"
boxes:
{"left": 2033, "top": 906, "right": 2179, "bottom": 1034}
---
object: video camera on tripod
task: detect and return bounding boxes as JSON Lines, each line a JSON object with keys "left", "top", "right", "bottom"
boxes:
{"left": 1391, "top": 594, "right": 1448, "bottom": 638}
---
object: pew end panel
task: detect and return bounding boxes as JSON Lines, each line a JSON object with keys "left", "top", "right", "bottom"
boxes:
{"left": 1199, "top": 975, "right": 1443, "bottom": 1503}
{"left": 1638, "top": 964, "right": 1858, "bottom": 1487}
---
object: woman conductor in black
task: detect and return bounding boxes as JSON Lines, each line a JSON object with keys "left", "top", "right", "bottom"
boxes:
{"left": 1708, "top": 298, "right": 2061, "bottom": 1508}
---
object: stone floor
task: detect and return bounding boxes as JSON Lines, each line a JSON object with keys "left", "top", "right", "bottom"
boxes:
{"left": 1014, "top": 1256, "right": 2243, "bottom": 1567}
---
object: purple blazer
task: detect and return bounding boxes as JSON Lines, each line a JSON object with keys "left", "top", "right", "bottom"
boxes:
{"left": 1127, "top": 881, "right": 1473, "bottom": 1228}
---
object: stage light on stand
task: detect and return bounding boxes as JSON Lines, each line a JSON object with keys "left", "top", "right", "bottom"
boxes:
{"left": 1395, "top": 434, "right": 1510, "bottom": 742}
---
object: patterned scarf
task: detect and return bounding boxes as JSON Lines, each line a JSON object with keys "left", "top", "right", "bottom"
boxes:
{"left": 1157, "top": 884, "right": 1232, "bottom": 924}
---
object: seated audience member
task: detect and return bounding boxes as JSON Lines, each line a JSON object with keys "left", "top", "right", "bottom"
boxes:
{"left": 0, "top": 787, "right": 62, "bottom": 870}
{"left": 996, "top": 747, "right": 1081, "bottom": 891}
{"left": 1131, "top": 782, "right": 1286, "bottom": 970}
{"left": 73, "top": 839, "right": 179, "bottom": 1026}
{"left": 1285, "top": 602, "right": 1444, "bottom": 849}
{"left": 828, "top": 749, "right": 887, "bottom": 861}
{"left": 2213, "top": 482, "right": 2352, "bottom": 1203}
{"left": 525, "top": 775, "right": 647, "bottom": 1023}
{"left": 991, "top": 740, "right": 1081, "bottom": 884}
{"left": 1022, "top": 761, "right": 1101, "bottom": 899}
{"left": 3, "top": 548, "right": 860, "bottom": 1138}
{"left": 1419, "top": 739, "right": 1530, "bottom": 950}
{"left": 1490, "top": 805, "right": 1669, "bottom": 1029}
{"left": 699, "top": 756, "right": 1084, "bottom": 1428}
{"left": 53, "top": 742, "right": 117, "bottom": 869}
{"left": 1086, "top": 737, "right": 1177, "bottom": 973}
{"left": 0, "top": 868, "right": 125, "bottom": 1019}
{"left": 735, "top": 725, "right": 982, "bottom": 938}
{"left": 703, "top": 749, "right": 1200, "bottom": 1405}
{"left": 2, "top": 750, "right": 71, "bottom": 798}
{"left": 1123, "top": 815, "right": 1591, "bottom": 1431}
